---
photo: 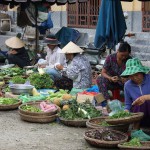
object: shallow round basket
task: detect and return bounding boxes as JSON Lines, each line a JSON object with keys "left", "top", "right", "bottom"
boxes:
{"left": 84, "top": 129, "right": 128, "bottom": 148}
{"left": 19, "top": 102, "right": 58, "bottom": 116}
{"left": 0, "top": 100, "right": 22, "bottom": 110}
{"left": 19, "top": 112, "right": 58, "bottom": 123}
{"left": 105, "top": 112, "right": 144, "bottom": 125}
{"left": 118, "top": 141, "right": 150, "bottom": 150}
{"left": 86, "top": 117, "right": 129, "bottom": 133}
{"left": 59, "top": 117, "right": 87, "bottom": 127}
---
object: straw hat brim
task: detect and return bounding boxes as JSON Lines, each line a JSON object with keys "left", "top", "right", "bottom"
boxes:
{"left": 61, "top": 41, "right": 84, "bottom": 54}
{"left": 43, "top": 39, "right": 60, "bottom": 45}
{"left": 5, "top": 37, "right": 25, "bottom": 49}
{"left": 121, "top": 66, "right": 150, "bottom": 76}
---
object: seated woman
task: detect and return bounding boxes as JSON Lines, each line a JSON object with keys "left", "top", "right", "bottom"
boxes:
{"left": 56, "top": 41, "right": 92, "bottom": 89}
{"left": 96, "top": 42, "right": 131, "bottom": 106}
{"left": 5, "top": 36, "right": 30, "bottom": 68}
{"left": 121, "top": 58, "right": 150, "bottom": 127}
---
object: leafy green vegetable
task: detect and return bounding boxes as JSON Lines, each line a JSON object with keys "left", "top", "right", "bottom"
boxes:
{"left": 109, "top": 110, "right": 131, "bottom": 119}
{"left": 21, "top": 105, "right": 42, "bottom": 112}
{"left": 123, "top": 138, "right": 142, "bottom": 147}
{"left": 28, "top": 73, "right": 54, "bottom": 89}
{"left": 0, "top": 98, "right": 18, "bottom": 105}
{"left": 10, "top": 76, "right": 26, "bottom": 84}
{"left": 99, "top": 121, "right": 110, "bottom": 126}
{"left": 0, "top": 67, "right": 25, "bottom": 77}
{"left": 59, "top": 100, "right": 101, "bottom": 120}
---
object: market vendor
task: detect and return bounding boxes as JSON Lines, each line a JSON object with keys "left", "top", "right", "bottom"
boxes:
{"left": 38, "top": 34, "right": 66, "bottom": 80}
{"left": 5, "top": 36, "right": 30, "bottom": 68}
{"left": 96, "top": 42, "right": 131, "bottom": 106}
{"left": 121, "top": 58, "right": 150, "bottom": 127}
{"left": 56, "top": 41, "right": 92, "bottom": 89}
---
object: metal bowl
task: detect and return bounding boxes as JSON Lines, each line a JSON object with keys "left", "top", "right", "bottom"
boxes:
{"left": 9, "top": 84, "right": 34, "bottom": 95}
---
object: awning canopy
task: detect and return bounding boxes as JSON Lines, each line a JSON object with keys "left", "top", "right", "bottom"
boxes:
{"left": 121, "top": 0, "right": 150, "bottom": 1}
{"left": 0, "top": 0, "right": 88, "bottom": 5}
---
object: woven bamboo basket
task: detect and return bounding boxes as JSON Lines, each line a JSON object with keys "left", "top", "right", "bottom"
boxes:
{"left": 105, "top": 112, "right": 144, "bottom": 125}
{"left": 59, "top": 117, "right": 87, "bottom": 127}
{"left": 84, "top": 128, "right": 128, "bottom": 148}
{"left": 19, "top": 112, "right": 58, "bottom": 123}
{"left": 0, "top": 100, "right": 22, "bottom": 110}
{"left": 118, "top": 141, "right": 150, "bottom": 150}
{"left": 19, "top": 102, "right": 58, "bottom": 116}
{"left": 86, "top": 117, "right": 129, "bottom": 133}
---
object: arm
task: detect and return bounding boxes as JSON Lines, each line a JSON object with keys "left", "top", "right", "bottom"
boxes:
{"left": 101, "top": 55, "right": 119, "bottom": 82}
{"left": 132, "top": 95, "right": 150, "bottom": 106}
{"left": 54, "top": 53, "right": 66, "bottom": 70}
{"left": 124, "top": 85, "right": 133, "bottom": 111}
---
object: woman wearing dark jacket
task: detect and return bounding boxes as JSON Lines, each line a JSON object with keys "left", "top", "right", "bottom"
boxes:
{"left": 5, "top": 36, "right": 30, "bottom": 68}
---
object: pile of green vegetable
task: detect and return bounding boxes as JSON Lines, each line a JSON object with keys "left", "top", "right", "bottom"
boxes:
{"left": 59, "top": 100, "right": 101, "bottom": 120}
{"left": 21, "top": 105, "right": 42, "bottom": 112}
{"left": 0, "top": 67, "right": 25, "bottom": 77}
{"left": 109, "top": 110, "right": 131, "bottom": 119}
{"left": 10, "top": 76, "right": 26, "bottom": 84}
{"left": 123, "top": 138, "right": 142, "bottom": 147}
{"left": 0, "top": 97, "right": 19, "bottom": 105}
{"left": 28, "top": 73, "right": 54, "bottom": 89}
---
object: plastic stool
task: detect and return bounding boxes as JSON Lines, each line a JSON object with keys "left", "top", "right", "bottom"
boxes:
{"left": 111, "top": 89, "right": 124, "bottom": 102}
{"left": 111, "top": 89, "right": 120, "bottom": 99}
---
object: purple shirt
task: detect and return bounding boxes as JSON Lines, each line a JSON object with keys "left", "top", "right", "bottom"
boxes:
{"left": 103, "top": 53, "right": 130, "bottom": 76}
{"left": 124, "top": 74, "right": 150, "bottom": 110}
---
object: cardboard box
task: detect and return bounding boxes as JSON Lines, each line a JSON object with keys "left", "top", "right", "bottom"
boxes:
{"left": 76, "top": 93, "right": 105, "bottom": 104}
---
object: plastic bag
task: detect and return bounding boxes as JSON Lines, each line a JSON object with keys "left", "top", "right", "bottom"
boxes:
{"left": 19, "top": 95, "right": 46, "bottom": 103}
{"left": 69, "top": 88, "right": 86, "bottom": 96}
{"left": 131, "top": 130, "right": 150, "bottom": 141}
{"left": 108, "top": 99, "right": 124, "bottom": 116}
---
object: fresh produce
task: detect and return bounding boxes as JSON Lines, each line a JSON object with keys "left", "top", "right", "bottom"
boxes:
{"left": 109, "top": 110, "right": 131, "bottom": 119}
{"left": 62, "top": 94, "right": 72, "bottom": 100}
{"left": 46, "top": 89, "right": 69, "bottom": 101}
{"left": 10, "top": 76, "right": 26, "bottom": 84}
{"left": 62, "top": 105, "right": 69, "bottom": 111}
{"left": 99, "top": 121, "right": 110, "bottom": 126}
{"left": 123, "top": 138, "right": 142, "bottom": 147}
{"left": 0, "top": 97, "right": 19, "bottom": 105}
{"left": 2, "top": 85, "right": 10, "bottom": 93}
{"left": 59, "top": 100, "right": 101, "bottom": 120}
{"left": 32, "top": 88, "right": 40, "bottom": 96}
{"left": 21, "top": 105, "right": 42, "bottom": 112}
{"left": 28, "top": 73, "right": 54, "bottom": 89}
{"left": 85, "top": 129, "right": 125, "bottom": 141}
{"left": 0, "top": 67, "right": 25, "bottom": 77}
{"left": 40, "top": 101, "right": 57, "bottom": 112}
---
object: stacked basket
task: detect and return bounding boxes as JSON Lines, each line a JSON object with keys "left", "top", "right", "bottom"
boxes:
{"left": 18, "top": 102, "right": 58, "bottom": 123}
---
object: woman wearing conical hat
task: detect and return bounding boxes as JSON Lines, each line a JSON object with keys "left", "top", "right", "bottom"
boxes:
{"left": 5, "top": 36, "right": 30, "bottom": 68}
{"left": 56, "top": 41, "right": 92, "bottom": 89}
{"left": 121, "top": 58, "right": 150, "bottom": 128}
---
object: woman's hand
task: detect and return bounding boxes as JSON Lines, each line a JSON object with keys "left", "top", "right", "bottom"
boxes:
{"left": 8, "top": 50, "right": 17, "bottom": 55}
{"left": 38, "top": 64, "right": 46, "bottom": 68}
{"left": 56, "top": 64, "right": 64, "bottom": 70}
{"left": 109, "top": 76, "right": 119, "bottom": 82}
{"left": 132, "top": 95, "right": 149, "bottom": 106}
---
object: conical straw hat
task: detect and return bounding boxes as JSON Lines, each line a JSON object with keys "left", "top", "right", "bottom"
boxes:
{"left": 5, "top": 37, "right": 25, "bottom": 49}
{"left": 61, "top": 41, "right": 84, "bottom": 54}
